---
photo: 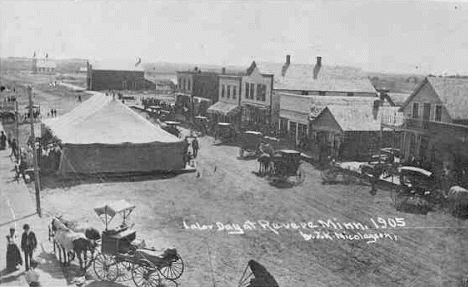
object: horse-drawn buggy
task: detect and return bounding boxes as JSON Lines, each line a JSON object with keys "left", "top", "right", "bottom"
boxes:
{"left": 92, "top": 200, "right": 184, "bottom": 287}
{"left": 215, "top": 122, "right": 238, "bottom": 143}
{"left": 162, "top": 121, "right": 182, "bottom": 138}
{"left": 390, "top": 166, "right": 445, "bottom": 214}
{"left": 267, "top": 150, "right": 306, "bottom": 186}
{"left": 239, "top": 131, "right": 263, "bottom": 158}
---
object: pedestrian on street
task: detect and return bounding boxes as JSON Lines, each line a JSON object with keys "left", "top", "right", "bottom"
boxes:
{"left": 6, "top": 227, "right": 23, "bottom": 272}
{"left": 21, "top": 224, "right": 37, "bottom": 271}
{"left": 10, "top": 138, "right": 18, "bottom": 160}
{"left": 192, "top": 136, "right": 199, "bottom": 158}
{"left": 0, "top": 131, "right": 6, "bottom": 150}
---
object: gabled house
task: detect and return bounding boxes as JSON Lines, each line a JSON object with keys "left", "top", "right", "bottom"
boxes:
{"left": 240, "top": 61, "right": 279, "bottom": 131}
{"left": 399, "top": 76, "right": 468, "bottom": 172}
{"left": 311, "top": 105, "right": 401, "bottom": 161}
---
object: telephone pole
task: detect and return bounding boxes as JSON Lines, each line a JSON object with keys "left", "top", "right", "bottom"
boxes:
{"left": 27, "top": 86, "right": 42, "bottom": 217}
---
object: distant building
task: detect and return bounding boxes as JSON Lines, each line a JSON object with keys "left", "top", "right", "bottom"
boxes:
{"left": 87, "top": 60, "right": 155, "bottom": 91}
{"left": 32, "top": 58, "right": 56, "bottom": 74}
{"left": 399, "top": 76, "right": 468, "bottom": 175}
{"left": 78, "top": 67, "right": 88, "bottom": 73}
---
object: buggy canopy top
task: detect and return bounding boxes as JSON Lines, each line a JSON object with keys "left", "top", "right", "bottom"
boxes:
{"left": 399, "top": 166, "right": 433, "bottom": 177}
{"left": 95, "top": 200, "right": 135, "bottom": 228}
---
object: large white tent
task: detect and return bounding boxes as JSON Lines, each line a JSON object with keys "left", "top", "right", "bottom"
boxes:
{"left": 42, "top": 94, "right": 186, "bottom": 174}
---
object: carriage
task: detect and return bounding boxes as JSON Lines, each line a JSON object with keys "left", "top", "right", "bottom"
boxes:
{"left": 194, "top": 116, "right": 210, "bottom": 136}
{"left": 162, "top": 121, "right": 182, "bottom": 138}
{"left": 239, "top": 131, "right": 263, "bottom": 158}
{"left": 390, "top": 166, "right": 445, "bottom": 214}
{"left": 268, "top": 150, "right": 306, "bottom": 185}
{"left": 215, "top": 122, "right": 238, "bottom": 142}
{"left": 93, "top": 200, "right": 184, "bottom": 287}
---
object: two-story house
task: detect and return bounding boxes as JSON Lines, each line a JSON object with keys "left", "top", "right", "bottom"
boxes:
{"left": 207, "top": 69, "right": 243, "bottom": 128}
{"left": 176, "top": 67, "right": 219, "bottom": 117}
{"left": 400, "top": 76, "right": 468, "bottom": 172}
{"left": 240, "top": 61, "right": 278, "bottom": 132}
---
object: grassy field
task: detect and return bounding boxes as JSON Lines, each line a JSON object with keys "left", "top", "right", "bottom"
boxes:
{"left": 2, "top": 71, "right": 468, "bottom": 287}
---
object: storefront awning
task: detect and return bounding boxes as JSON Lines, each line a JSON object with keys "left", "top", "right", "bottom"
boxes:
{"left": 207, "top": 102, "right": 241, "bottom": 116}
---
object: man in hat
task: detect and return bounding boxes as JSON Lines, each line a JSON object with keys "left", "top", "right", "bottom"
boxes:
{"left": 21, "top": 224, "right": 37, "bottom": 271}
{"left": 0, "top": 131, "right": 6, "bottom": 150}
{"left": 192, "top": 136, "right": 199, "bottom": 158}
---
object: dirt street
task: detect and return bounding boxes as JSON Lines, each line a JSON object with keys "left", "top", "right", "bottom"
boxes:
{"left": 2, "top": 74, "right": 468, "bottom": 286}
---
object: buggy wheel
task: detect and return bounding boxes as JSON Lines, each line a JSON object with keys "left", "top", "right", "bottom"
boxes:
{"left": 320, "top": 168, "right": 337, "bottom": 182}
{"left": 93, "top": 253, "right": 118, "bottom": 282}
{"left": 132, "top": 265, "right": 161, "bottom": 287}
{"left": 159, "top": 254, "right": 184, "bottom": 280}
{"left": 116, "top": 261, "right": 133, "bottom": 282}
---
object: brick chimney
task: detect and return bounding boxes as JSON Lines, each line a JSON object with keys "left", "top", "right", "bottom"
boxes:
{"left": 313, "top": 56, "right": 322, "bottom": 79}
{"left": 221, "top": 67, "right": 226, "bottom": 74}
{"left": 282, "top": 54, "right": 291, "bottom": 76}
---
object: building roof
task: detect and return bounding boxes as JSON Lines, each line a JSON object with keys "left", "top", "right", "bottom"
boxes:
{"left": 91, "top": 60, "right": 144, "bottom": 72}
{"left": 36, "top": 60, "right": 57, "bottom": 68}
{"left": 401, "top": 77, "right": 468, "bottom": 121}
{"left": 250, "top": 60, "right": 374, "bottom": 93}
{"left": 317, "top": 105, "right": 401, "bottom": 132}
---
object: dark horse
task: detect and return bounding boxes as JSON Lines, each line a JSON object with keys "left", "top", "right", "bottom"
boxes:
{"left": 50, "top": 217, "right": 100, "bottom": 270}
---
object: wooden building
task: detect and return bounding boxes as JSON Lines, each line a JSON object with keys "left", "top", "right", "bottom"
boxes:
{"left": 312, "top": 105, "right": 401, "bottom": 161}
{"left": 399, "top": 76, "right": 468, "bottom": 173}
{"left": 87, "top": 60, "right": 155, "bottom": 91}
{"left": 176, "top": 68, "right": 220, "bottom": 117}
{"left": 32, "top": 59, "right": 56, "bottom": 74}
{"left": 207, "top": 71, "right": 243, "bottom": 128}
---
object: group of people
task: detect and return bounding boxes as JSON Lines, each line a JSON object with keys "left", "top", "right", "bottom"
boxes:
{"left": 6, "top": 224, "right": 40, "bottom": 286}
{"left": 46, "top": 109, "right": 58, "bottom": 117}
{"left": 183, "top": 135, "right": 200, "bottom": 167}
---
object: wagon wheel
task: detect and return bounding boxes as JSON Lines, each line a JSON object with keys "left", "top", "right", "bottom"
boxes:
{"left": 116, "top": 261, "right": 133, "bottom": 282}
{"left": 93, "top": 253, "right": 119, "bottom": 282}
{"left": 159, "top": 253, "right": 184, "bottom": 280}
{"left": 320, "top": 167, "right": 337, "bottom": 182}
{"left": 132, "top": 264, "right": 162, "bottom": 287}
{"left": 294, "top": 166, "right": 306, "bottom": 185}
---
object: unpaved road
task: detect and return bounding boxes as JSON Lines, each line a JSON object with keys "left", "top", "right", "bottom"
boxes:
{"left": 3, "top": 72, "right": 468, "bottom": 287}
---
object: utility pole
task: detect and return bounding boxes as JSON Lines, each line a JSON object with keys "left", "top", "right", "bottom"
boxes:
{"left": 15, "top": 96, "right": 19, "bottom": 145}
{"left": 27, "top": 86, "right": 41, "bottom": 217}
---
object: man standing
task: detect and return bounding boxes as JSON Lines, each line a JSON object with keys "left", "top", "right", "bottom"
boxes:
{"left": 0, "top": 131, "right": 6, "bottom": 150}
{"left": 192, "top": 136, "right": 199, "bottom": 158}
{"left": 10, "top": 138, "right": 18, "bottom": 160}
{"left": 21, "top": 224, "right": 37, "bottom": 271}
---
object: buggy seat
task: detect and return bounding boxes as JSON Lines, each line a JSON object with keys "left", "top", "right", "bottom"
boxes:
{"left": 135, "top": 248, "right": 178, "bottom": 262}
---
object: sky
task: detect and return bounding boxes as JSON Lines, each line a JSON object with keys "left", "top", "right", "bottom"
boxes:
{"left": 1, "top": 0, "right": 468, "bottom": 75}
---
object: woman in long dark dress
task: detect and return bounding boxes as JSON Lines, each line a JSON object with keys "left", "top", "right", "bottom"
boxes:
{"left": 6, "top": 227, "right": 23, "bottom": 271}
